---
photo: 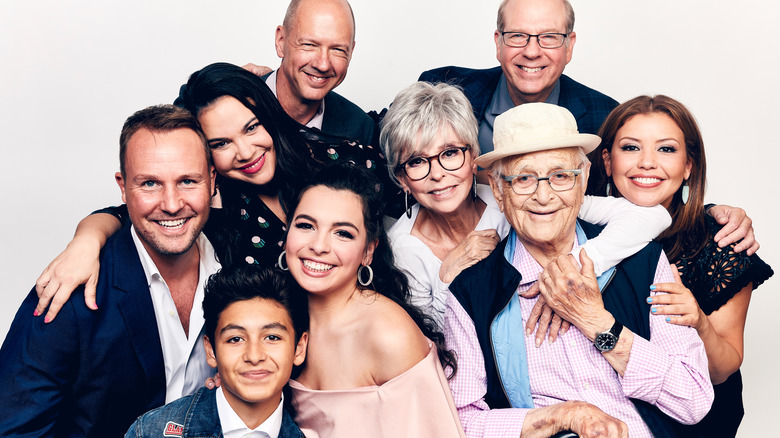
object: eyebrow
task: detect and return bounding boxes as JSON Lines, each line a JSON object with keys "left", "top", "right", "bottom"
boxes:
{"left": 294, "top": 214, "right": 359, "bottom": 232}
{"left": 242, "top": 117, "right": 259, "bottom": 132}
{"left": 620, "top": 136, "right": 680, "bottom": 143}
{"left": 219, "top": 321, "right": 290, "bottom": 335}
{"left": 131, "top": 173, "right": 204, "bottom": 182}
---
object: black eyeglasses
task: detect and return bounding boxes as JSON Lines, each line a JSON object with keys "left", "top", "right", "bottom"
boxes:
{"left": 401, "top": 146, "right": 470, "bottom": 181}
{"left": 500, "top": 31, "right": 569, "bottom": 49}
{"left": 502, "top": 169, "right": 582, "bottom": 195}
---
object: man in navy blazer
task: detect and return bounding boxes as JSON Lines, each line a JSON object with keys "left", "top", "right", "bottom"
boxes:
{"left": 419, "top": 0, "right": 618, "bottom": 155}
{"left": 265, "top": 0, "right": 374, "bottom": 146}
{"left": 0, "top": 105, "right": 220, "bottom": 437}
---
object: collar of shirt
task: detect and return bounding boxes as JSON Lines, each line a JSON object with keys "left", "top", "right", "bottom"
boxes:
{"left": 505, "top": 223, "right": 616, "bottom": 293}
{"left": 489, "top": 74, "right": 561, "bottom": 117}
{"left": 478, "top": 74, "right": 561, "bottom": 155}
{"left": 266, "top": 70, "right": 325, "bottom": 130}
{"left": 130, "top": 227, "right": 221, "bottom": 402}
{"left": 216, "top": 387, "right": 284, "bottom": 438}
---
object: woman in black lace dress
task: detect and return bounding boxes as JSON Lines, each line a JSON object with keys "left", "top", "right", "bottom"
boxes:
{"left": 589, "top": 95, "right": 773, "bottom": 437}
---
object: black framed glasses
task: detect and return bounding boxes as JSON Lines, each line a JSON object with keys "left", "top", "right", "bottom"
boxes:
{"left": 502, "top": 169, "right": 582, "bottom": 195}
{"left": 500, "top": 31, "right": 569, "bottom": 49}
{"left": 401, "top": 146, "right": 470, "bottom": 181}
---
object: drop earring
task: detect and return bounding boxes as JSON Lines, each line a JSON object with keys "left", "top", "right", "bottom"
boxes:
{"left": 681, "top": 180, "right": 689, "bottom": 204}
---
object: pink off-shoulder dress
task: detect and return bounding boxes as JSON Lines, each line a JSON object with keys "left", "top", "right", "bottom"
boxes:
{"left": 289, "top": 342, "right": 465, "bottom": 437}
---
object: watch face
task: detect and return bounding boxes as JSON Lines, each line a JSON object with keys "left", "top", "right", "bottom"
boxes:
{"left": 595, "top": 332, "right": 618, "bottom": 352}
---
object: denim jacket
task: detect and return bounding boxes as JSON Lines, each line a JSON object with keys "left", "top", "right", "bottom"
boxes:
{"left": 125, "top": 387, "right": 304, "bottom": 438}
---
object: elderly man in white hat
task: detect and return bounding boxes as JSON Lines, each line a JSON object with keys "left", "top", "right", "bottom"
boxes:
{"left": 443, "top": 103, "right": 714, "bottom": 438}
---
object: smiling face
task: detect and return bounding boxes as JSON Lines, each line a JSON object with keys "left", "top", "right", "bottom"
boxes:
{"left": 116, "top": 128, "right": 215, "bottom": 262}
{"left": 398, "top": 125, "right": 476, "bottom": 216}
{"left": 275, "top": 0, "right": 354, "bottom": 106}
{"left": 495, "top": 0, "right": 575, "bottom": 104}
{"left": 490, "top": 148, "right": 586, "bottom": 257}
{"left": 285, "top": 186, "right": 375, "bottom": 298}
{"left": 603, "top": 113, "right": 692, "bottom": 209}
{"left": 204, "top": 297, "right": 307, "bottom": 425}
{"left": 197, "top": 96, "right": 277, "bottom": 187}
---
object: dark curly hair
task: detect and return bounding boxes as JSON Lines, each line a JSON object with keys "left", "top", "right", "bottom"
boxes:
{"left": 286, "top": 163, "right": 457, "bottom": 377}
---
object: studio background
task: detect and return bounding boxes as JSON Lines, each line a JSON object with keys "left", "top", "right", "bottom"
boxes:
{"left": 1, "top": 1, "right": 776, "bottom": 435}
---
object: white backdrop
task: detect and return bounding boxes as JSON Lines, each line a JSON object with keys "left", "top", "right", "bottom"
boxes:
{"left": 1, "top": 1, "right": 777, "bottom": 435}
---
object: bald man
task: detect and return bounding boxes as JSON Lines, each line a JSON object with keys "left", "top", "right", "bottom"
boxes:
{"left": 265, "top": 0, "right": 374, "bottom": 145}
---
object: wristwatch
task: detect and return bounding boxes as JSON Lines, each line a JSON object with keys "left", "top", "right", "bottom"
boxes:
{"left": 594, "top": 320, "right": 623, "bottom": 352}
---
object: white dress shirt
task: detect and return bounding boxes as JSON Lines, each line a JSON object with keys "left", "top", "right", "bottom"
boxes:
{"left": 131, "top": 228, "right": 220, "bottom": 403}
{"left": 216, "top": 387, "right": 284, "bottom": 438}
{"left": 266, "top": 70, "right": 325, "bottom": 129}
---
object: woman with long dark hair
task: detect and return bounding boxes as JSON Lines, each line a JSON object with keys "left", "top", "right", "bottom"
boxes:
{"left": 281, "top": 164, "right": 464, "bottom": 437}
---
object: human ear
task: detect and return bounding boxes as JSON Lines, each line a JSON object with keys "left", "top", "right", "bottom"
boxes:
{"left": 363, "top": 239, "right": 378, "bottom": 266}
{"left": 488, "top": 177, "right": 505, "bottom": 213}
{"left": 274, "top": 26, "right": 286, "bottom": 59}
{"left": 204, "top": 335, "right": 218, "bottom": 369}
{"left": 602, "top": 149, "right": 612, "bottom": 177}
{"left": 115, "top": 172, "right": 127, "bottom": 204}
{"left": 293, "top": 332, "right": 308, "bottom": 366}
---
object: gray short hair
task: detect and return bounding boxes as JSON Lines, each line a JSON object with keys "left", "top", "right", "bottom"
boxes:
{"left": 497, "top": 0, "right": 575, "bottom": 34}
{"left": 489, "top": 147, "right": 590, "bottom": 193}
{"left": 380, "top": 81, "right": 479, "bottom": 187}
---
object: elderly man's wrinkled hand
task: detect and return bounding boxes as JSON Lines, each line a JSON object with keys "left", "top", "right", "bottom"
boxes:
{"left": 565, "top": 401, "right": 628, "bottom": 438}
{"left": 521, "top": 282, "right": 570, "bottom": 346}
{"left": 537, "top": 250, "right": 612, "bottom": 337}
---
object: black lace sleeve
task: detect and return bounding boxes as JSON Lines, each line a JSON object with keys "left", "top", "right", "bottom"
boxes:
{"left": 675, "top": 215, "right": 774, "bottom": 315}
{"left": 91, "top": 204, "right": 130, "bottom": 226}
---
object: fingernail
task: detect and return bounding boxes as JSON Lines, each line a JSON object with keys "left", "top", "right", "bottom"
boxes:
{"left": 526, "top": 328, "right": 532, "bottom": 336}
{"left": 33, "top": 310, "right": 39, "bottom": 317}
{"left": 665, "top": 317, "right": 671, "bottom": 322}
{"left": 44, "top": 316, "right": 51, "bottom": 324}
{"left": 649, "top": 285, "right": 657, "bottom": 291}
{"left": 646, "top": 297, "right": 653, "bottom": 303}
{"left": 535, "top": 339, "right": 541, "bottom": 347}
{"left": 651, "top": 308, "right": 657, "bottom": 314}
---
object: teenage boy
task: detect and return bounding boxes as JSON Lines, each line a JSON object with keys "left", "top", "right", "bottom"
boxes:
{"left": 125, "top": 264, "right": 309, "bottom": 438}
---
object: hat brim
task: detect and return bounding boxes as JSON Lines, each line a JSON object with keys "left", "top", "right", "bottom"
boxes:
{"left": 475, "top": 133, "right": 601, "bottom": 168}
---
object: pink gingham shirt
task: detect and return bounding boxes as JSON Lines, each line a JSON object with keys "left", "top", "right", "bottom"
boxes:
{"left": 444, "top": 234, "right": 714, "bottom": 437}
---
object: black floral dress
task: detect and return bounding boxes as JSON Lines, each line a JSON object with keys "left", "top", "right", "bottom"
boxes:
{"left": 668, "top": 215, "right": 773, "bottom": 437}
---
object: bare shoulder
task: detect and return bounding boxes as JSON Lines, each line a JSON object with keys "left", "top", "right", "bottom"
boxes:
{"left": 355, "top": 292, "right": 430, "bottom": 384}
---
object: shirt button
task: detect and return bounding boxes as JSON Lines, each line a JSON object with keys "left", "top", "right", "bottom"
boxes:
{"left": 169, "top": 310, "right": 176, "bottom": 317}
{"left": 584, "top": 382, "right": 591, "bottom": 391}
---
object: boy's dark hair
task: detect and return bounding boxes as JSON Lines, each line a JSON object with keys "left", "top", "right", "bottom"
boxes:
{"left": 203, "top": 264, "right": 309, "bottom": 345}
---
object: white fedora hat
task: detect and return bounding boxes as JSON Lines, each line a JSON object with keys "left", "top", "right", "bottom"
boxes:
{"left": 475, "top": 102, "right": 601, "bottom": 168}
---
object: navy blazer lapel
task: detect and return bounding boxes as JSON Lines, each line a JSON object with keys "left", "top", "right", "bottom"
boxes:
{"left": 112, "top": 227, "right": 166, "bottom": 398}
{"left": 558, "top": 75, "right": 588, "bottom": 123}
{"left": 465, "top": 67, "right": 502, "bottom": 121}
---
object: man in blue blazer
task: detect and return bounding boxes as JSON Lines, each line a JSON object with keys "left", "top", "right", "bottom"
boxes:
{"left": 419, "top": 0, "right": 618, "bottom": 155}
{"left": 0, "top": 105, "right": 220, "bottom": 437}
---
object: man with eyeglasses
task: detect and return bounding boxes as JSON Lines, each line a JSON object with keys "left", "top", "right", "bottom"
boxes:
{"left": 443, "top": 103, "right": 714, "bottom": 437}
{"left": 419, "top": 0, "right": 618, "bottom": 155}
